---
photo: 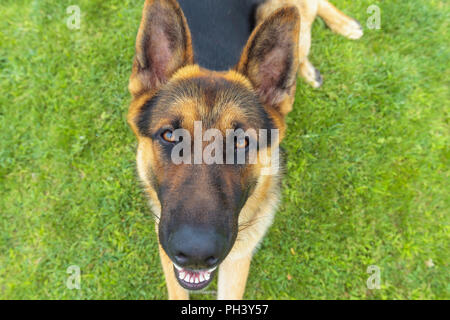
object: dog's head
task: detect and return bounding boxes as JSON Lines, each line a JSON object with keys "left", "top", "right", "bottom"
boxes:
{"left": 128, "top": 0, "right": 300, "bottom": 290}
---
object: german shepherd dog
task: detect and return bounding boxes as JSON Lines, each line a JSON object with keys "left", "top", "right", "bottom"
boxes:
{"left": 128, "top": 0, "right": 362, "bottom": 299}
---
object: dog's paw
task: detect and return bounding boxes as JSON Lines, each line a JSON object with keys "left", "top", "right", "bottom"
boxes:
{"left": 299, "top": 61, "right": 323, "bottom": 88}
{"left": 330, "top": 18, "right": 364, "bottom": 40}
{"left": 344, "top": 19, "right": 364, "bottom": 40}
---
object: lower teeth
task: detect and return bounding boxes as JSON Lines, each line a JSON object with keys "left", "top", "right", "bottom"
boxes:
{"left": 174, "top": 264, "right": 217, "bottom": 284}
{"left": 178, "top": 270, "right": 210, "bottom": 284}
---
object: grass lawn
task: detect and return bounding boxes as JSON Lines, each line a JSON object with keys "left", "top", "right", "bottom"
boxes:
{"left": 0, "top": 0, "right": 448, "bottom": 299}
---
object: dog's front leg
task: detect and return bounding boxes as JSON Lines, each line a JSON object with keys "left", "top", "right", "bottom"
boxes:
{"left": 158, "top": 244, "right": 189, "bottom": 300}
{"left": 217, "top": 253, "right": 252, "bottom": 300}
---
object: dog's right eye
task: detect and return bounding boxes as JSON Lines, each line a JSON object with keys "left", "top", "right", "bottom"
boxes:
{"left": 161, "top": 129, "right": 176, "bottom": 143}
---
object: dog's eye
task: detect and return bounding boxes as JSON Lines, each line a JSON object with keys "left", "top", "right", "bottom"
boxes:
{"left": 161, "top": 129, "right": 176, "bottom": 143}
{"left": 235, "top": 137, "right": 248, "bottom": 149}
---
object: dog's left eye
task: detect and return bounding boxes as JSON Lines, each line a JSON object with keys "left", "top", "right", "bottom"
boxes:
{"left": 161, "top": 129, "right": 176, "bottom": 143}
{"left": 235, "top": 137, "right": 248, "bottom": 149}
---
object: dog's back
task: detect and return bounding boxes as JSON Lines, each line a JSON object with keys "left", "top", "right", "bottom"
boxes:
{"left": 178, "top": 0, "right": 265, "bottom": 71}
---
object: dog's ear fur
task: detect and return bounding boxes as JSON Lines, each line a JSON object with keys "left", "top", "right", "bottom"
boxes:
{"left": 129, "top": 0, "right": 193, "bottom": 97}
{"left": 237, "top": 7, "right": 300, "bottom": 116}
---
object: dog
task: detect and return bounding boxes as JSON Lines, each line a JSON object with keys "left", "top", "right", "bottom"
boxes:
{"left": 127, "top": 0, "right": 362, "bottom": 299}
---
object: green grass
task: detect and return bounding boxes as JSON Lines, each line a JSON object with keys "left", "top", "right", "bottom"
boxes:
{"left": 0, "top": 0, "right": 448, "bottom": 299}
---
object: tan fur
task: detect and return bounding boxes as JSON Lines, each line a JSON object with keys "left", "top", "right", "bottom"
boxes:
{"left": 218, "top": 252, "right": 253, "bottom": 299}
{"left": 258, "top": 0, "right": 363, "bottom": 88}
{"left": 159, "top": 243, "right": 189, "bottom": 299}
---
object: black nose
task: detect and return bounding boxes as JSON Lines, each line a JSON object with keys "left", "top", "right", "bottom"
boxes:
{"left": 168, "top": 225, "right": 226, "bottom": 269}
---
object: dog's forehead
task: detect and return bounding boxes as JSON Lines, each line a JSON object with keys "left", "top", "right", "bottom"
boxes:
{"left": 150, "top": 75, "right": 271, "bottom": 131}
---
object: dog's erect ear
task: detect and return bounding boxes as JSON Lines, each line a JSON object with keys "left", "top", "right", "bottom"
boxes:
{"left": 237, "top": 7, "right": 300, "bottom": 116}
{"left": 129, "top": 0, "right": 193, "bottom": 97}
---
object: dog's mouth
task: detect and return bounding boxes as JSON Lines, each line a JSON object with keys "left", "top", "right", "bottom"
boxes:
{"left": 173, "top": 263, "right": 217, "bottom": 290}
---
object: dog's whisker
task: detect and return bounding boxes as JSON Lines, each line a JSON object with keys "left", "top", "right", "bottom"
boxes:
{"left": 238, "top": 214, "right": 272, "bottom": 232}
{"left": 137, "top": 182, "right": 161, "bottom": 221}
{"left": 148, "top": 211, "right": 160, "bottom": 221}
